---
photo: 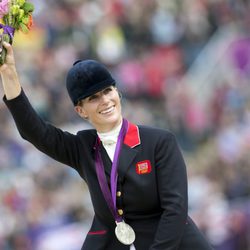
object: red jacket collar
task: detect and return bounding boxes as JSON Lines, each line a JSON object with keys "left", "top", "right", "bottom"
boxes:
{"left": 124, "top": 121, "right": 140, "bottom": 148}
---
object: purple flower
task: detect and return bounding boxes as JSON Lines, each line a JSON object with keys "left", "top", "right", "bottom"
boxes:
{"left": 0, "top": 0, "right": 9, "bottom": 18}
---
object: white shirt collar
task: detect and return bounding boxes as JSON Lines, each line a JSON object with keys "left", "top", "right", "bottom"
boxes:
{"left": 97, "top": 122, "right": 122, "bottom": 146}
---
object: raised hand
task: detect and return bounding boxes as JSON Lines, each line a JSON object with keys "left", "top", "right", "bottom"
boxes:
{"left": 0, "top": 41, "right": 21, "bottom": 100}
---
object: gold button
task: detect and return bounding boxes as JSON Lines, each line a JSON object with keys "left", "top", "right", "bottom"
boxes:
{"left": 116, "top": 191, "right": 122, "bottom": 197}
{"left": 117, "top": 209, "right": 124, "bottom": 216}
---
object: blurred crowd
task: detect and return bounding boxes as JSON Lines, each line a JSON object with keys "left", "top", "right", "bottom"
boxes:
{"left": 0, "top": 0, "right": 250, "bottom": 249}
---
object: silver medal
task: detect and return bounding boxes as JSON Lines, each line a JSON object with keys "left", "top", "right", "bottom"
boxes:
{"left": 115, "top": 221, "right": 136, "bottom": 245}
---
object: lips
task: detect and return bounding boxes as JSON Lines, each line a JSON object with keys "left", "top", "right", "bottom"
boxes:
{"left": 99, "top": 106, "right": 115, "bottom": 115}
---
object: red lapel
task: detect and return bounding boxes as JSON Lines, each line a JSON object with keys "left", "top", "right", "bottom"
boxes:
{"left": 124, "top": 121, "right": 140, "bottom": 148}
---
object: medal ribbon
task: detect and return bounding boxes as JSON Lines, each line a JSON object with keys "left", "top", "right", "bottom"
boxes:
{"left": 95, "top": 119, "right": 128, "bottom": 222}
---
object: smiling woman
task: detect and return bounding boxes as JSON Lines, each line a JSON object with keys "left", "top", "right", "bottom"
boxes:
{"left": 75, "top": 86, "right": 122, "bottom": 133}
{"left": 66, "top": 59, "right": 122, "bottom": 132}
{"left": 0, "top": 42, "right": 213, "bottom": 250}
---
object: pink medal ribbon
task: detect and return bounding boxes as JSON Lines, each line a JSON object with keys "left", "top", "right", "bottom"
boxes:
{"left": 95, "top": 119, "right": 136, "bottom": 245}
{"left": 95, "top": 118, "right": 128, "bottom": 222}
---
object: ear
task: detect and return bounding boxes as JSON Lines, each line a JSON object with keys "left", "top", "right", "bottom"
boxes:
{"left": 74, "top": 106, "right": 88, "bottom": 119}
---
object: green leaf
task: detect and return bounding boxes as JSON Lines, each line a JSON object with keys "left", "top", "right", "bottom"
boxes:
{"left": 20, "top": 23, "right": 29, "bottom": 33}
{"left": 22, "top": 2, "right": 34, "bottom": 13}
{"left": 22, "top": 16, "right": 29, "bottom": 24}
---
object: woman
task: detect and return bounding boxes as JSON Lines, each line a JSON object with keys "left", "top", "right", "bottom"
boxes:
{"left": 0, "top": 42, "right": 213, "bottom": 250}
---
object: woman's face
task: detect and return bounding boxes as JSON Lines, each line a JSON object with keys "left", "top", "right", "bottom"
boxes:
{"left": 75, "top": 86, "right": 122, "bottom": 132}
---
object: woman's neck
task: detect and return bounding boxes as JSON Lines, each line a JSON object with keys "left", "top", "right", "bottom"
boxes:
{"left": 97, "top": 119, "right": 123, "bottom": 135}
{"left": 96, "top": 117, "right": 123, "bottom": 133}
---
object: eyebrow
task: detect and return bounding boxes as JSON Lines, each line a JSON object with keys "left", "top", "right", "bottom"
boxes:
{"left": 83, "top": 86, "right": 114, "bottom": 103}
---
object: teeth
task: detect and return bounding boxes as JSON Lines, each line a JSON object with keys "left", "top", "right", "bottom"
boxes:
{"left": 100, "top": 106, "right": 114, "bottom": 114}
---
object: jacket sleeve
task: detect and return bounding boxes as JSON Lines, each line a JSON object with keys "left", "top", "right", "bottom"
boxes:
{"left": 3, "top": 90, "right": 83, "bottom": 173}
{"left": 149, "top": 132, "right": 188, "bottom": 250}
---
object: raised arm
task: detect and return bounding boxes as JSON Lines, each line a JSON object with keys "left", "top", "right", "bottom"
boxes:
{"left": 0, "top": 42, "right": 85, "bottom": 177}
{"left": 0, "top": 42, "right": 21, "bottom": 100}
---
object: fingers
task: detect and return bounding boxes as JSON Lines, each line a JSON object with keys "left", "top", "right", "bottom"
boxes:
{"left": 2, "top": 41, "right": 13, "bottom": 56}
{"left": 0, "top": 41, "right": 15, "bottom": 67}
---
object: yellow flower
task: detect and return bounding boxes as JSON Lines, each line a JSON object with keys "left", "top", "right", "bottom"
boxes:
{"left": 19, "top": 9, "right": 24, "bottom": 19}
{"left": 17, "top": 0, "right": 26, "bottom": 6}
{"left": 11, "top": 5, "right": 20, "bottom": 15}
{"left": 21, "top": 16, "right": 29, "bottom": 25}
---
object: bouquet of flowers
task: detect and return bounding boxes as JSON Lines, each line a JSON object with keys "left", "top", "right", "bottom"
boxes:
{"left": 0, "top": 0, "right": 34, "bottom": 65}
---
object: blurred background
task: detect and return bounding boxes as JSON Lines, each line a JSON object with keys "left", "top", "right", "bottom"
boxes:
{"left": 0, "top": 0, "right": 250, "bottom": 249}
